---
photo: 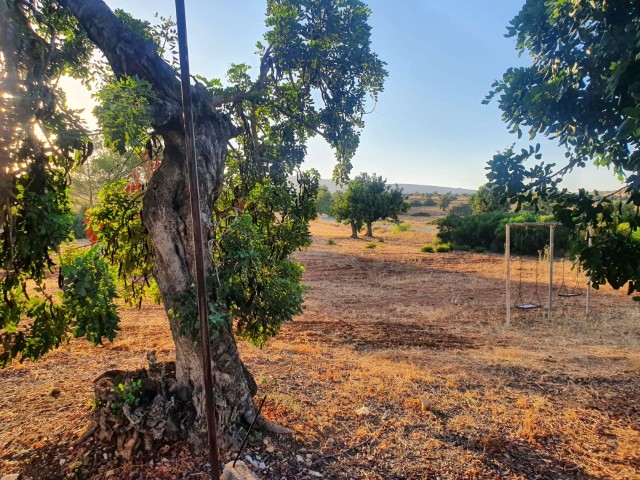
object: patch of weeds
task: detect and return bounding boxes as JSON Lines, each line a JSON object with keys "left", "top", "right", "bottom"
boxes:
{"left": 326, "top": 239, "right": 336, "bottom": 245}
{"left": 436, "top": 244, "right": 451, "bottom": 253}
{"left": 365, "top": 242, "right": 377, "bottom": 249}
{"left": 421, "top": 245, "right": 435, "bottom": 253}
{"left": 260, "top": 376, "right": 277, "bottom": 387}
{"left": 391, "top": 222, "right": 413, "bottom": 233}
{"left": 377, "top": 237, "right": 385, "bottom": 243}
{"left": 111, "top": 379, "right": 142, "bottom": 411}
{"left": 249, "top": 430, "right": 263, "bottom": 443}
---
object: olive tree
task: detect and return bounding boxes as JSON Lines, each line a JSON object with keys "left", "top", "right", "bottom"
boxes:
{"left": 0, "top": 0, "right": 386, "bottom": 449}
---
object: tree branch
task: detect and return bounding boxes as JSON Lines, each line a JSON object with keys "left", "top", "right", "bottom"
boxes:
{"left": 210, "top": 45, "right": 273, "bottom": 107}
{"left": 59, "top": 0, "right": 182, "bottom": 127}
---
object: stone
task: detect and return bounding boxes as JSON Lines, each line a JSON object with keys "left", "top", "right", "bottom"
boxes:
{"left": 355, "top": 406, "right": 370, "bottom": 416}
{"left": 221, "top": 461, "right": 259, "bottom": 480}
{"left": 1, "top": 475, "right": 20, "bottom": 480}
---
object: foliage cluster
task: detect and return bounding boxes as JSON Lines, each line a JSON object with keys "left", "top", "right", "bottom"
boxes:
{"left": 409, "top": 195, "right": 438, "bottom": 207}
{"left": 437, "top": 211, "right": 571, "bottom": 255}
{"left": 486, "top": 0, "right": 640, "bottom": 295}
{"left": 391, "top": 222, "right": 412, "bottom": 233}
{"left": 1, "top": 242, "right": 119, "bottom": 367}
{"left": 1, "top": 0, "right": 387, "bottom": 366}
{"left": 332, "top": 172, "right": 408, "bottom": 237}
{"left": 85, "top": 180, "right": 155, "bottom": 307}
{"left": 438, "top": 192, "right": 456, "bottom": 212}
{"left": 470, "top": 184, "right": 509, "bottom": 214}
{"left": 110, "top": 379, "right": 143, "bottom": 411}
{"left": 315, "top": 185, "right": 334, "bottom": 216}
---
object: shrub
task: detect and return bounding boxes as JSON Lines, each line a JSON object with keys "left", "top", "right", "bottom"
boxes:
{"left": 420, "top": 245, "right": 435, "bottom": 253}
{"left": 456, "top": 245, "right": 471, "bottom": 251}
{"left": 436, "top": 211, "right": 571, "bottom": 255}
{"left": 473, "top": 246, "right": 485, "bottom": 253}
{"left": 409, "top": 211, "right": 431, "bottom": 217}
{"left": 449, "top": 203, "right": 473, "bottom": 217}
{"left": 326, "top": 239, "right": 336, "bottom": 245}
{"left": 365, "top": 242, "right": 377, "bottom": 249}
{"left": 436, "top": 244, "right": 451, "bottom": 253}
{"left": 436, "top": 211, "right": 507, "bottom": 251}
{"left": 72, "top": 210, "right": 88, "bottom": 239}
{"left": 391, "top": 222, "right": 413, "bottom": 233}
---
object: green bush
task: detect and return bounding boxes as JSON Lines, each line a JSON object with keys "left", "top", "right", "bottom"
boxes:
{"left": 473, "top": 246, "right": 485, "bottom": 253}
{"left": 456, "top": 245, "right": 471, "bottom": 251}
{"left": 391, "top": 222, "right": 413, "bottom": 233}
{"left": 436, "top": 244, "right": 451, "bottom": 253}
{"left": 449, "top": 203, "right": 473, "bottom": 217}
{"left": 364, "top": 242, "right": 377, "bottom": 249}
{"left": 436, "top": 211, "right": 571, "bottom": 255}
{"left": 72, "top": 210, "right": 87, "bottom": 239}
{"left": 420, "top": 245, "right": 435, "bottom": 253}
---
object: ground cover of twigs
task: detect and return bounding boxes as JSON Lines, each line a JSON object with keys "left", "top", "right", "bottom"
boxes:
{"left": 1, "top": 217, "right": 639, "bottom": 479}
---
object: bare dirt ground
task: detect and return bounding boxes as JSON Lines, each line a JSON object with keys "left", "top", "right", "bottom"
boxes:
{"left": 1, "top": 218, "right": 639, "bottom": 479}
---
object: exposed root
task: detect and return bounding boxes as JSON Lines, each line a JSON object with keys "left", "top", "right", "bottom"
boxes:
{"left": 88, "top": 361, "right": 196, "bottom": 461}
{"left": 83, "top": 360, "right": 278, "bottom": 462}
{"left": 73, "top": 421, "right": 98, "bottom": 446}
{"left": 256, "top": 416, "right": 293, "bottom": 435}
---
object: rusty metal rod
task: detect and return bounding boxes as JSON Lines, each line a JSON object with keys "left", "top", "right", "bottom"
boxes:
{"left": 175, "top": 1, "right": 220, "bottom": 478}
{"left": 233, "top": 395, "right": 268, "bottom": 468}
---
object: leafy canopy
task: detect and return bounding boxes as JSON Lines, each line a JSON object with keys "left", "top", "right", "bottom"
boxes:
{"left": 0, "top": 0, "right": 386, "bottom": 364}
{"left": 332, "top": 173, "right": 408, "bottom": 233}
{"left": 485, "top": 0, "right": 640, "bottom": 296}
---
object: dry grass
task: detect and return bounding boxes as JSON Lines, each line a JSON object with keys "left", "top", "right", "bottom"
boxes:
{"left": 1, "top": 218, "right": 639, "bottom": 479}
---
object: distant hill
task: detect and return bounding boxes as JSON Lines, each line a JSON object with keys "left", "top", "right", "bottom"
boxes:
{"left": 316, "top": 178, "right": 475, "bottom": 195}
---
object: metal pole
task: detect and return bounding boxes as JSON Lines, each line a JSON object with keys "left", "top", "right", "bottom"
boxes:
{"left": 586, "top": 226, "right": 592, "bottom": 316}
{"left": 506, "top": 223, "right": 511, "bottom": 326}
{"left": 175, "top": 1, "right": 220, "bottom": 478}
{"left": 548, "top": 225, "right": 554, "bottom": 322}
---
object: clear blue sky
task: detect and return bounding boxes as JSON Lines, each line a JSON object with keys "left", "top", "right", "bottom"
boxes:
{"left": 78, "top": 0, "right": 621, "bottom": 191}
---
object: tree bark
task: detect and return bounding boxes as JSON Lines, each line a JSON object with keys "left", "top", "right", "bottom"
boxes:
{"left": 366, "top": 222, "right": 373, "bottom": 238}
{"left": 350, "top": 220, "right": 359, "bottom": 239}
{"left": 61, "top": 0, "right": 257, "bottom": 448}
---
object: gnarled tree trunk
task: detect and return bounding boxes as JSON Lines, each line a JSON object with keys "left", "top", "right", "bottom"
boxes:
{"left": 62, "top": 0, "right": 258, "bottom": 448}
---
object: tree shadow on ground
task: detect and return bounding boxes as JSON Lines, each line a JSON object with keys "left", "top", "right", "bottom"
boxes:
{"left": 280, "top": 318, "right": 478, "bottom": 351}
{"left": 435, "top": 430, "right": 598, "bottom": 480}
{"left": 481, "top": 363, "right": 640, "bottom": 425}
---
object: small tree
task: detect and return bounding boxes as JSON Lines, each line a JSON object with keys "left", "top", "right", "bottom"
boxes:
{"left": 470, "top": 183, "right": 508, "bottom": 214}
{"left": 315, "top": 185, "right": 333, "bottom": 216}
{"left": 371, "top": 185, "right": 408, "bottom": 236}
{"left": 332, "top": 173, "right": 408, "bottom": 238}
{"left": 332, "top": 184, "right": 367, "bottom": 239}
{"left": 438, "top": 192, "right": 455, "bottom": 212}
